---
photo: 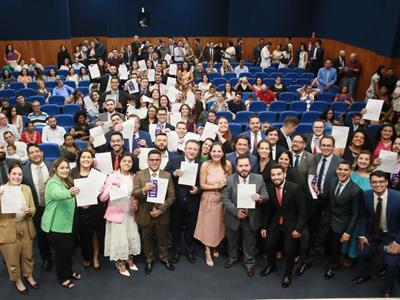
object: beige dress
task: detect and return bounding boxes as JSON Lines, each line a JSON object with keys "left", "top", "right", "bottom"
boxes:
{"left": 194, "top": 164, "right": 225, "bottom": 247}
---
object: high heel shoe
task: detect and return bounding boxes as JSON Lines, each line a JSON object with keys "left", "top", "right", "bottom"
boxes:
{"left": 24, "top": 277, "right": 39, "bottom": 289}
{"left": 116, "top": 261, "right": 130, "bottom": 277}
{"left": 205, "top": 249, "right": 214, "bottom": 267}
{"left": 212, "top": 249, "right": 219, "bottom": 258}
{"left": 128, "top": 255, "right": 139, "bottom": 271}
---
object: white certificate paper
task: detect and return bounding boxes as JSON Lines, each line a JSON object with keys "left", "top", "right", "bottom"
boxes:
{"left": 147, "top": 69, "right": 155, "bottom": 82}
{"left": 1, "top": 186, "right": 24, "bottom": 213}
{"left": 88, "top": 64, "right": 101, "bottom": 79}
{"left": 200, "top": 122, "right": 219, "bottom": 141}
{"left": 164, "top": 54, "right": 172, "bottom": 63}
{"left": 178, "top": 162, "right": 198, "bottom": 186}
{"left": 95, "top": 152, "right": 113, "bottom": 175}
{"left": 138, "top": 60, "right": 147, "bottom": 70}
{"left": 169, "top": 113, "right": 182, "bottom": 127}
{"left": 89, "top": 126, "right": 106, "bottom": 148}
{"left": 141, "top": 95, "right": 154, "bottom": 104}
{"left": 167, "top": 77, "right": 177, "bottom": 87}
{"left": 109, "top": 184, "right": 129, "bottom": 202}
{"left": 74, "top": 178, "right": 99, "bottom": 207}
{"left": 83, "top": 96, "right": 96, "bottom": 112}
{"left": 169, "top": 64, "right": 178, "bottom": 76}
{"left": 87, "top": 168, "right": 107, "bottom": 194}
{"left": 376, "top": 150, "right": 398, "bottom": 173}
{"left": 363, "top": 99, "right": 384, "bottom": 121}
{"left": 118, "top": 64, "right": 129, "bottom": 80}
{"left": 331, "top": 126, "right": 349, "bottom": 148}
{"left": 126, "top": 79, "right": 139, "bottom": 94}
{"left": 122, "top": 118, "right": 135, "bottom": 139}
{"left": 138, "top": 148, "right": 154, "bottom": 170}
{"left": 237, "top": 184, "right": 256, "bottom": 209}
{"left": 147, "top": 177, "right": 169, "bottom": 204}
{"left": 149, "top": 124, "right": 157, "bottom": 142}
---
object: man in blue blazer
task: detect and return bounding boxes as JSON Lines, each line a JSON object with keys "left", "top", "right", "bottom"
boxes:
{"left": 125, "top": 114, "right": 152, "bottom": 153}
{"left": 244, "top": 115, "right": 265, "bottom": 155}
{"left": 164, "top": 140, "right": 201, "bottom": 264}
{"left": 22, "top": 144, "right": 53, "bottom": 271}
{"left": 352, "top": 170, "right": 400, "bottom": 297}
{"left": 226, "top": 135, "right": 258, "bottom": 173}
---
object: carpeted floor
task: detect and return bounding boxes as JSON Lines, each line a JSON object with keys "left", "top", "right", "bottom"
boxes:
{"left": 1, "top": 243, "right": 399, "bottom": 299}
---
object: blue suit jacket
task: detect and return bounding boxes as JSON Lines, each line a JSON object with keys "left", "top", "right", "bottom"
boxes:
{"left": 359, "top": 189, "right": 400, "bottom": 244}
{"left": 226, "top": 152, "right": 258, "bottom": 173}
{"left": 244, "top": 131, "right": 266, "bottom": 140}
{"left": 124, "top": 130, "right": 153, "bottom": 152}
{"left": 314, "top": 154, "right": 340, "bottom": 200}
{"left": 164, "top": 155, "right": 200, "bottom": 212}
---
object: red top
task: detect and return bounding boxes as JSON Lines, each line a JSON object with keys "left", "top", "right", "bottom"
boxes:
{"left": 21, "top": 131, "right": 41, "bottom": 145}
{"left": 256, "top": 90, "right": 277, "bottom": 105}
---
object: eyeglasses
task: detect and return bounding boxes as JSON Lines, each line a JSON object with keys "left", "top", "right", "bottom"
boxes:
{"left": 148, "top": 158, "right": 161, "bottom": 162}
{"left": 292, "top": 140, "right": 304, "bottom": 144}
{"left": 370, "top": 180, "right": 386, "bottom": 185}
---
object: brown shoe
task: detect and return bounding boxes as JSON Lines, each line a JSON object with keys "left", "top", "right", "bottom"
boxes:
{"left": 245, "top": 266, "right": 255, "bottom": 277}
{"left": 224, "top": 259, "right": 237, "bottom": 269}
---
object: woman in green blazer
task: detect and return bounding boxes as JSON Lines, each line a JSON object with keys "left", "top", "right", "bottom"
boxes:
{"left": 41, "top": 157, "right": 80, "bottom": 289}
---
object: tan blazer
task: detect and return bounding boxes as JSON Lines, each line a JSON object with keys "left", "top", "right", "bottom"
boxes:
{"left": 0, "top": 184, "right": 36, "bottom": 243}
{"left": 133, "top": 168, "right": 175, "bottom": 227}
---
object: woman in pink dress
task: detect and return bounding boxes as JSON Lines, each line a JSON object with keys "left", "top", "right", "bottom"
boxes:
{"left": 194, "top": 142, "right": 232, "bottom": 267}
{"left": 373, "top": 124, "right": 395, "bottom": 160}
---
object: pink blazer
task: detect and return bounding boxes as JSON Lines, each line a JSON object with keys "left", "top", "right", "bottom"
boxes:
{"left": 99, "top": 171, "right": 138, "bottom": 223}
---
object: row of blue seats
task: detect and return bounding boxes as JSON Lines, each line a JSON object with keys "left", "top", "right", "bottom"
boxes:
{"left": 214, "top": 109, "right": 362, "bottom": 125}
{"left": 0, "top": 88, "right": 89, "bottom": 103}
{"left": 207, "top": 71, "right": 313, "bottom": 81}
{"left": 210, "top": 76, "right": 312, "bottom": 87}
{"left": 5, "top": 80, "right": 90, "bottom": 92}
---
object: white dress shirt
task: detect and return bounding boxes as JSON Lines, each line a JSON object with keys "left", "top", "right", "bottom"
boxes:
{"left": 250, "top": 131, "right": 262, "bottom": 153}
{"left": 160, "top": 151, "right": 169, "bottom": 170}
{"left": 31, "top": 162, "right": 49, "bottom": 206}
{"left": 41, "top": 125, "right": 66, "bottom": 146}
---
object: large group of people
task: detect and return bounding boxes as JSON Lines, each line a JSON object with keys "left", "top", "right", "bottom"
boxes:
{"left": 0, "top": 36, "right": 399, "bottom": 298}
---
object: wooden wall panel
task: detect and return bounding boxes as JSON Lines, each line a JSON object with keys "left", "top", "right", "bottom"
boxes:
{"left": 1, "top": 36, "right": 398, "bottom": 100}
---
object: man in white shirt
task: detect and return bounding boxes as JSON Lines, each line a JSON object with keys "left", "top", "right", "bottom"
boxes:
{"left": 234, "top": 60, "right": 249, "bottom": 78}
{"left": 41, "top": 116, "right": 66, "bottom": 146}
{"left": 173, "top": 41, "right": 185, "bottom": 63}
{"left": 3, "top": 131, "right": 28, "bottom": 162}
{"left": 72, "top": 57, "right": 85, "bottom": 70}
{"left": 260, "top": 42, "right": 272, "bottom": 70}
{"left": 266, "top": 127, "right": 284, "bottom": 161}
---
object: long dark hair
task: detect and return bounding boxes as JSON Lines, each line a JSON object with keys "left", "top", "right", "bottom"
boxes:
{"left": 207, "top": 142, "right": 229, "bottom": 174}
{"left": 49, "top": 157, "right": 73, "bottom": 188}
{"left": 277, "top": 150, "right": 293, "bottom": 170}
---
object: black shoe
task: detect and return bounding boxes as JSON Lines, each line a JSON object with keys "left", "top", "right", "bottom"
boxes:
{"left": 24, "top": 278, "right": 39, "bottom": 289}
{"left": 144, "top": 262, "right": 153, "bottom": 275}
{"left": 352, "top": 275, "right": 370, "bottom": 285}
{"left": 259, "top": 265, "right": 277, "bottom": 277}
{"left": 186, "top": 253, "right": 196, "bottom": 264}
{"left": 295, "top": 263, "right": 307, "bottom": 276}
{"left": 162, "top": 260, "right": 175, "bottom": 271}
{"left": 375, "top": 268, "right": 387, "bottom": 277}
{"left": 281, "top": 276, "right": 292, "bottom": 288}
{"left": 324, "top": 268, "right": 335, "bottom": 280}
{"left": 172, "top": 253, "right": 181, "bottom": 264}
{"left": 41, "top": 259, "right": 52, "bottom": 271}
{"left": 16, "top": 285, "right": 28, "bottom": 295}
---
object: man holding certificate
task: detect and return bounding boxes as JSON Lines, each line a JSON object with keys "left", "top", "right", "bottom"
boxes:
{"left": 260, "top": 164, "right": 307, "bottom": 288}
{"left": 221, "top": 155, "right": 268, "bottom": 277}
{"left": 165, "top": 140, "right": 201, "bottom": 264}
{"left": 133, "top": 149, "right": 176, "bottom": 275}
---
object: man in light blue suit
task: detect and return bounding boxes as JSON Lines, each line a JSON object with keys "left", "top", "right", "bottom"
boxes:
{"left": 315, "top": 60, "right": 337, "bottom": 93}
{"left": 226, "top": 135, "right": 258, "bottom": 173}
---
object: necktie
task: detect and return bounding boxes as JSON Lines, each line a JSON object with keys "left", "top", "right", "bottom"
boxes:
{"left": 335, "top": 182, "right": 343, "bottom": 199}
{"left": 36, "top": 165, "right": 45, "bottom": 206}
{"left": 242, "top": 178, "right": 247, "bottom": 184}
{"left": 294, "top": 155, "right": 300, "bottom": 168}
{"left": 317, "top": 158, "right": 327, "bottom": 192}
{"left": 252, "top": 133, "right": 258, "bottom": 155}
{"left": 275, "top": 186, "right": 283, "bottom": 224}
{"left": 0, "top": 162, "right": 7, "bottom": 184}
{"left": 113, "top": 154, "right": 120, "bottom": 171}
{"left": 371, "top": 197, "right": 383, "bottom": 236}
{"left": 157, "top": 83, "right": 161, "bottom": 94}
{"left": 152, "top": 173, "right": 157, "bottom": 178}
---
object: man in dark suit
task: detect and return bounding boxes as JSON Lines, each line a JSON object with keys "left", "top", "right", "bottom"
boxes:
{"left": 132, "top": 149, "right": 176, "bottom": 274}
{"left": 91, "top": 65, "right": 119, "bottom": 94}
{"left": 222, "top": 155, "right": 269, "bottom": 277}
{"left": 266, "top": 127, "right": 286, "bottom": 161}
{"left": 310, "top": 39, "right": 325, "bottom": 76}
{"left": 260, "top": 164, "right": 307, "bottom": 288}
{"left": 98, "top": 77, "right": 128, "bottom": 115}
{"left": 155, "top": 106, "right": 175, "bottom": 133}
{"left": 244, "top": 115, "right": 266, "bottom": 155}
{"left": 22, "top": 144, "right": 52, "bottom": 271}
{"left": 304, "top": 120, "right": 325, "bottom": 154}
{"left": 277, "top": 117, "right": 299, "bottom": 150}
{"left": 130, "top": 35, "right": 141, "bottom": 61}
{"left": 296, "top": 161, "right": 362, "bottom": 279}
{"left": 291, "top": 134, "right": 315, "bottom": 180}
{"left": 226, "top": 135, "right": 258, "bottom": 173}
{"left": 123, "top": 44, "right": 135, "bottom": 66}
{"left": 332, "top": 50, "right": 346, "bottom": 84}
{"left": 165, "top": 140, "right": 201, "bottom": 264}
{"left": 202, "top": 42, "right": 217, "bottom": 63}
{"left": 127, "top": 114, "right": 152, "bottom": 153}
{"left": 352, "top": 170, "right": 400, "bottom": 297}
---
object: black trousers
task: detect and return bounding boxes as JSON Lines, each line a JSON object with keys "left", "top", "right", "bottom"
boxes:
{"left": 304, "top": 224, "right": 343, "bottom": 269}
{"left": 170, "top": 201, "right": 197, "bottom": 255}
{"left": 94, "top": 202, "right": 107, "bottom": 256}
{"left": 48, "top": 232, "right": 74, "bottom": 282}
{"left": 33, "top": 206, "right": 52, "bottom": 261}
{"left": 265, "top": 224, "right": 299, "bottom": 276}
{"left": 77, "top": 206, "right": 97, "bottom": 262}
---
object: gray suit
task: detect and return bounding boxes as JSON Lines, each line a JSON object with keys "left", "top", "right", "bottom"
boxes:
{"left": 292, "top": 150, "right": 315, "bottom": 180}
{"left": 221, "top": 173, "right": 269, "bottom": 267}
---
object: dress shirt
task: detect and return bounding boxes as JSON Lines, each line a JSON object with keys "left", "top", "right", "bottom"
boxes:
{"left": 239, "top": 174, "right": 250, "bottom": 184}
{"left": 317, "top": 67, "right": 337, "bottom": 90}
{"left": 271, "top": 145, "right": 277, "bottom": 161}
{"left": 335, "top": 178, "right": 350, "bottom": 197}
{"left": 13, "top": 141, "right": 28, "bottom": 162}
{"left": 234, "top": 65, "right": 249, "bottom": 77}
{"left": 52, "top": 85, "right": 74, "bottom": 99}
{"left": 160, "top": 151, "right": 169, "bottom": 170}
{"left": 292, "top": 151, "right": 303, "bottom": 167}
{"left": 311, "top": 134, "right": 322, "bottom": 154}
{"left": 374, "top": 190, "right": 388, "bottom": 232}
{"left": 316, "top": 153, "right": 333, "bottom": 194}
{"left": 31, "top": 162, "right": 49, "bottom": 206}
{"left": 0, "top": 124, "right": 21, "bottom": 143}
{"left": 41, "top": 125, "right": 66, "bottom": 145}
{"left": 250, "top": 131, "right": 262, "bottom": 152}
{"left": 148, "top": 168, "right": 160, "bottom": 179}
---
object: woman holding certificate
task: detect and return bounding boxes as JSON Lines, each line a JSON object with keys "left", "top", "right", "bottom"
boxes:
{"left": 41, "top": 157, "right": 80, "bottom": 289}
{"left": 194, "top": 142, "right": 232, "bottom": 267}
{"left": 71, "top": 149, "right": 102, "bottom": 270}
{"left": 0, "top": 163, "right": 39, "bottom": 295}
{"left": 100, "top": 153, "right": 141, "bottom": 277}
